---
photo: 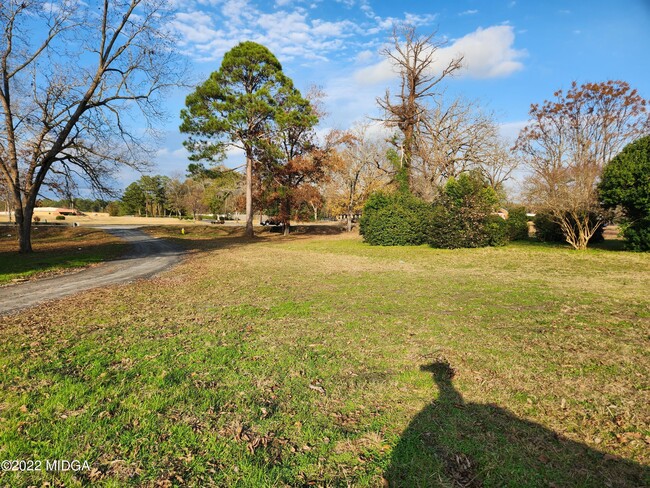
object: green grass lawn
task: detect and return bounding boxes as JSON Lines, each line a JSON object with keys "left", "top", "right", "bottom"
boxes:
{"left": 0, "top": 226, "right": 127, "bottom": 284}
{"left": 0, "top": 230, "right": 648, "bottom": 487}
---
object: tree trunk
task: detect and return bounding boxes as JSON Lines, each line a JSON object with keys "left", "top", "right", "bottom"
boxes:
{"left": 15, "top": 205, "right": 34, "bottom": 253}
{"left": 346, "top": 202, "right": 353, "bottom": 232}
{"left": 245, "top": 153, "right": 254, "bottom": 238}
{"left": 281, "top": 196, "right": 291, "bottom": 236}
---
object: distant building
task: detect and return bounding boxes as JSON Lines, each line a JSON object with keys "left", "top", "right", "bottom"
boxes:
{"left": 34, "top": 207, "right": 83, "bottom": 216}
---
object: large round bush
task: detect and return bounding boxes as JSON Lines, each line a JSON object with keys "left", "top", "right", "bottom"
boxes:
{"left": 599, "top": 135, "right": 650, "bottom": 251}
{"left": 360, "top": 193, "right": 431, "bottom": 246}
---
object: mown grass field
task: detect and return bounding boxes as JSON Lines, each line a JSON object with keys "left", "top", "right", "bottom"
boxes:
{"left": 0, "top": 226, "right": 126, "bottom": 284}
{"left": 0, "top": 228, "right": 648, "bottom": 487}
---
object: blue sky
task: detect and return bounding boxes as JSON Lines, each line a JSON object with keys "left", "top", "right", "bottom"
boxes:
{"left": 138, "top": 0, "right": 650, "bottom": 185}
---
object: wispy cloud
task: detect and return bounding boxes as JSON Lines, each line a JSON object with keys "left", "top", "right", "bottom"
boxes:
{"left": 459, "top": 9, "right": 479, "bottom": 16}
{"left": 170, "top": 0, "right": 439, "bottom": 63}
{"left": 354, "top": 25, "right": 526, "bottom": 84}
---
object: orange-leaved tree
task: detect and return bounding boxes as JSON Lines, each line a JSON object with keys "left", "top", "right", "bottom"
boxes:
{"left": 516, "top": 80, "right": 649, "bottom": 250}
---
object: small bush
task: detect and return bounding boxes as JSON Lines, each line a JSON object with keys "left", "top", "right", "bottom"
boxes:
{"left": 621, "top": 218, "right": 650, "bottom": 251}
{"left": 533, "top": 213, "right": 564, "bottom": 242}
{"left": 425, "top": 205, "right": 462, "bottom": 248}
{"left": 33, "top": 215, "right": 41, "bottom": 222}
{"left": 105, "top": 201, "right": 121, "bottom": 216}
{"left": 505, "top": 206, "right": 529, "bottom": 241}
{"left": 533, "top": 212, "right": 604, "bottom": 244}
{"left": 485, "top": 215, "right": 509, "bottom": 247}
{"left": 55, "top": 215, "right": 65, "bottom": 220}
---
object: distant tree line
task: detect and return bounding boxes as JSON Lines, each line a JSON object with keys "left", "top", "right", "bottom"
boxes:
{"left": 114, "top": 169, "right": 242, "bottom": 219}
{"left": 37, "top": 198, "right": 108, "bottom": 213}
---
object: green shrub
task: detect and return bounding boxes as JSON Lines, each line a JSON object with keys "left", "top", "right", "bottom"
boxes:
{"left": 359, "top": 192, "right": 393, "bottom": 237}
{"left": 533, "top": 212, "right": 604, "bottom": 244}
{"left": 533, "top": 213, "right": 564, "bottom": 242}
{"left": 362, "top": 173, "right": 515, "bottom": 249}
{"left": 620, "top": 217, "right": 650, "bottom": 251}
{"left": 485, "top": 215, "right": 509, "bottom": 246}
{"left": 427, "top": 208, "right": 508, "bottom": 248}
{"left": 361, "top": 193, "right": 431, "bottom": 246}
{"left": 599, "top": 135, "right": 650, "bottom": 251}
{"left": 505, "top": 206, "right": 529, "bottom": 241}
{"left": 427, "top": 172, "right": 505, "bottom": 249}
{"left": 426, "top": 205, "right": 462, "bottom": 248}
{"left": 55, "top": 215, "right": 65, "bottom": 221}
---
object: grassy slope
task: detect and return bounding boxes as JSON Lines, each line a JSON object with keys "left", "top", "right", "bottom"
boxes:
{"left": 0, "top": 227, "right": 126, "bottom": 284}
{"left": 0, "top": 230, "right": 648, "bottom": 487}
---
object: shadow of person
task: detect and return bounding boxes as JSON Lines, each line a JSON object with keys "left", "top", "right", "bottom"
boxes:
{"left": 385, "top": 362, "right": 649, "bottom": 487}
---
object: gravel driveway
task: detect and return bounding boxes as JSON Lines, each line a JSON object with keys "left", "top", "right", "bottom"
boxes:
{"left": 0, "top": 226, "right": 184, "bottom": 315}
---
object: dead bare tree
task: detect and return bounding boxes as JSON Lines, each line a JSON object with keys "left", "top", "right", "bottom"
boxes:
{"left": 397, "top": 94, "right": 518, "bottom": 201}
{"left": 0, "top": 0, "right": 184, "bottom": 252}
{"left": 377, "top": 25, "right": 463, "bottom": 191}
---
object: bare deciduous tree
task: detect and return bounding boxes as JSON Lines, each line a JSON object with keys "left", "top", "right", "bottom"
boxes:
{"left": 325, "top": 125, "right": 391, "bottom": 231}
{"left": 516, "top": 80, "right": 649, "bottom": 250}
{"left": 0, "top": 0, "right": 184, "bottom": 252}
{"left": 377, "top": 25, "right": 463, "bottom": 190}
{"left": 394, "top": 95, "right": 519, "bottom": 201}
{"left": 0, "top": 176, "right": 12, "bottom": 221}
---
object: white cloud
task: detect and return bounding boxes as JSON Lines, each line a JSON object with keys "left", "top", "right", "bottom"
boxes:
{"left": 170, "top": 11, "right": 220, "bottom": 44}
{"left": 170, "top": 0, "right": 442, "bottom": 64}
{"left": 354, "top": 25, "right": 526, "bottom": 84}
{"left": 170, "top": 2, "right": 363, "bottom": 62}
{"left": 459, "top": 9, "right": 479, "bottom": 16}
{"left": 499, "top": 120, "right": 528, "bottom": 140}
{"left": 403, "top": 12, "right": 438, "bottom": 25}
{"left": 222, "top": 0, "right": 252, "bottom": 23}
{"left": 355, "top": 49, "right": 374, "bottom": 63}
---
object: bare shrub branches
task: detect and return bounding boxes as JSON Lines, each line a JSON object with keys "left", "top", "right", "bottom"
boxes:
{"left": 516, "top": 80, "right": 650, "bottom": 250}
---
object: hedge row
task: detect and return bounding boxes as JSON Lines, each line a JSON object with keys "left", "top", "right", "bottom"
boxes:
{"left": 360, "top": 173, "right": 530, "bottom": 248}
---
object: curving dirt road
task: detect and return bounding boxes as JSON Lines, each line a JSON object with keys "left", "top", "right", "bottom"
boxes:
{"left": 0, "top": 226, "right": 185, "bottom": 315}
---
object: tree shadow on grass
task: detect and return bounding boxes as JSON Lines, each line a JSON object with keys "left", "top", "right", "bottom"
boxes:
{"left": 0, "top": 240, "right": 130, "bottom": 283}
{"left": 386, "top": 362, "right": 649, "bottom": 487}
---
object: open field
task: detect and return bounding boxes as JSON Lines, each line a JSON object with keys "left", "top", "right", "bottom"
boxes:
{"left": 0, "top": 229, "right": 648, "bottom": 487}
{"left": 0, "top": 213, "right": 221, "bottom": 227}
{"left": 0, "top": 226, "right": 127, "bottom": 284}
{"left": 0, "top": 213, "right": 345, "bottom": 228}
